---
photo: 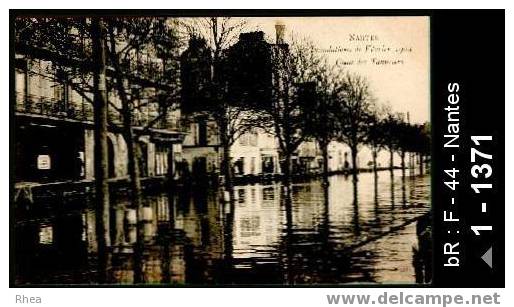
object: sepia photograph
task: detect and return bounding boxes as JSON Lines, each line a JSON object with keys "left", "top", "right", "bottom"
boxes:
{"left": 12, "top": 14, "right": 431, "bottom": 286}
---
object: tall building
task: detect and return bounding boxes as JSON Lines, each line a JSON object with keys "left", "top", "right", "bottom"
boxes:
{"left": 179, "top": 31, "right": 285, "bottom": 181}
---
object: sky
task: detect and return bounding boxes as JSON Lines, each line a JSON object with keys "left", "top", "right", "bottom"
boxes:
{"left": 244, "top": 17, "right": 430, "bottom": 124}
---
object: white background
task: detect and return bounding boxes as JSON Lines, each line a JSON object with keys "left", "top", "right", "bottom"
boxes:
{"left": 2, "top": 0, "right": 512, "bottom": 306}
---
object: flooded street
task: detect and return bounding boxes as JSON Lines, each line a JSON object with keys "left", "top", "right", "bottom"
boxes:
{"left": 14, "top": 170, "right": 430, "bottom": 285}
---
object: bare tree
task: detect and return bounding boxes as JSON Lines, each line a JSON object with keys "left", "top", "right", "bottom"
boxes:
{"left": 364, "top": 102, "right": 389, "bottom": 201}
{"left": 91, "top": 17, "right": 111, "bottom": 283}
{"left": 104, "top": 17, "right": 181, "bottom": 233}
{"left": 380, "top": 108, "right": 400, "bottom": 175}
{"left": 180, "top": 17, "right": 250, "bottom": 193}
{"left": 333, "top": 71, "right": 374, "bottom": 184}
{"left": 366, "top": 103, "right": 388, "bottom": 178}
{"left": 302, "top": 59, "right": 339, "bottom": 186}
{"left": 388, "top": 112, "right": 410, "bottom": 181}
{"left": 395, "top": 119, "right": 430, "bottom": 178}
{"left": 266, "top": 35, "right": 325, "bottom": 186}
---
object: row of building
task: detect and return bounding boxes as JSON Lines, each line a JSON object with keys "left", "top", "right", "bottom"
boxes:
{"left": 14, "top": 24, "right": 387, "bottom": 188}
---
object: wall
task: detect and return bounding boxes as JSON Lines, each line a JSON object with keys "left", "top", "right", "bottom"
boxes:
{"left": 84, "top": 129, "right": 129, "bottom": 180}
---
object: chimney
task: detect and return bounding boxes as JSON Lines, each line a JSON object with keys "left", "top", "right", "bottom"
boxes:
{"left": 275, "top": 23, "right": 285, "bottom": 44}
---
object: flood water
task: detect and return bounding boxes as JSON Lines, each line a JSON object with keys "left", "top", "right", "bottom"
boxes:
{"left": 13, "top": 170, "right": 431, "bottom": 286}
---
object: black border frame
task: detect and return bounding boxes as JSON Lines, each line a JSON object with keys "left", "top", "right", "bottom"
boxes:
{"left": 9, "top": 9, "right": 505, "bottom": 288}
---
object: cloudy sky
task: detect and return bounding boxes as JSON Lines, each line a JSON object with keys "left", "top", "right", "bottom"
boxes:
{"left": 244, "top": 16, "right": 430, "bottom": 124}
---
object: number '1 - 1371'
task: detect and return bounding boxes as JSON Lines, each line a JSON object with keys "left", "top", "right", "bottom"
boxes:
{"left": 470, "top": 135, "right": 493, "bottom": 194}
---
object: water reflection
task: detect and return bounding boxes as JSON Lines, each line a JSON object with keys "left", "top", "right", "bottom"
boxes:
{"left": 14, "top": 170, "right": 430, "bottom": 285}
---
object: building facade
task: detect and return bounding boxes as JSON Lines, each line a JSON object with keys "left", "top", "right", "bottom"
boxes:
{"left": 177, "top": 27, "right": 363, "bottom": 182}
{"left": 14, "top": 53, "right": 183, "bottom": 186}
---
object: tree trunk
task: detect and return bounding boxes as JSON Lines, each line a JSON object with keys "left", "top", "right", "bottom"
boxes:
{"left": 282, "top": 152, "right": 292, "bottom": 187}
{"left": 123, "top": 119, "right": 143, "bottom": 215}
{"left": 389, "top": 148, "right": 394, "bottom": 169}
{"left": 222, "top": 140, "right": 233, "bottom": 189}
{"left": 320, "top": 141, "right": 329, "bottom": 186}
{"left": 107, "top": 23, "right": 145, "bottom": 283}
{"left": 350, "top": 146, "right": 358, "bottom": 184}
{"left": 106, "top": 23, "right": 144, "bottom": 230}
{"left": 372, "top": 149, "right": 379, "bottom": 203}
{"left": 91, "top": 17, "right": 111, "bottom": 283}
{"left": 372, "top": 149, "right": 378, "bottom": 177}
{"left": 115, "top": 84, "right": 144, "bottom": 248}
{"left": 400, "top": 150, "right": 406, "bottom": 181}
{"left": 352, "top": 179, "right": 360, "bottom": 235}
{"left": 219, "top": 121, "right": 233, "bottom": 194}
{"left": 121, "top": 103, "right": 145, "bottom": 284}
{"left": 410, "top": 152, "right": 415, "bottom": 176}
{"left": 419, "top": 152, "right": 424, "bottom": 175}
{"left": 388, "top": 148, "right": 396, "bottom": 203}
{"left": 408, "top": 152, "right": 412, "bottom": 176}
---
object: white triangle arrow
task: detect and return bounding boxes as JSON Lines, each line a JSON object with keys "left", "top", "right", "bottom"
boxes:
{"left": 481, "top": 246, "right": 492, "bottom": 268}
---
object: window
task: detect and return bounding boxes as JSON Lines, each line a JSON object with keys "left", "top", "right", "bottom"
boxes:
{"left": 197, "top": 120, "right": 207, "bottom": 146}
{"left": 250, "top": 157, "right": 256, "bottom": 174}
{"left": 234, "top": 157, "right": 245, "bottom": 175}
{"left": 54, "top": 82, "right": 66, "bottom": 103}
{"left": 155, "top": 145, "right": 168, "bottom": 176}
{"left": 249, "top": 132, "right": 258, "bottom": 146}
{"left": 239, "top": 133, "right": 248, "bottom": 146}
{"left": 239, "top": 131, "right": 258, "bottom": 146}
{"left": 261, "top": 155, "right": 275, "bottom": 174}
